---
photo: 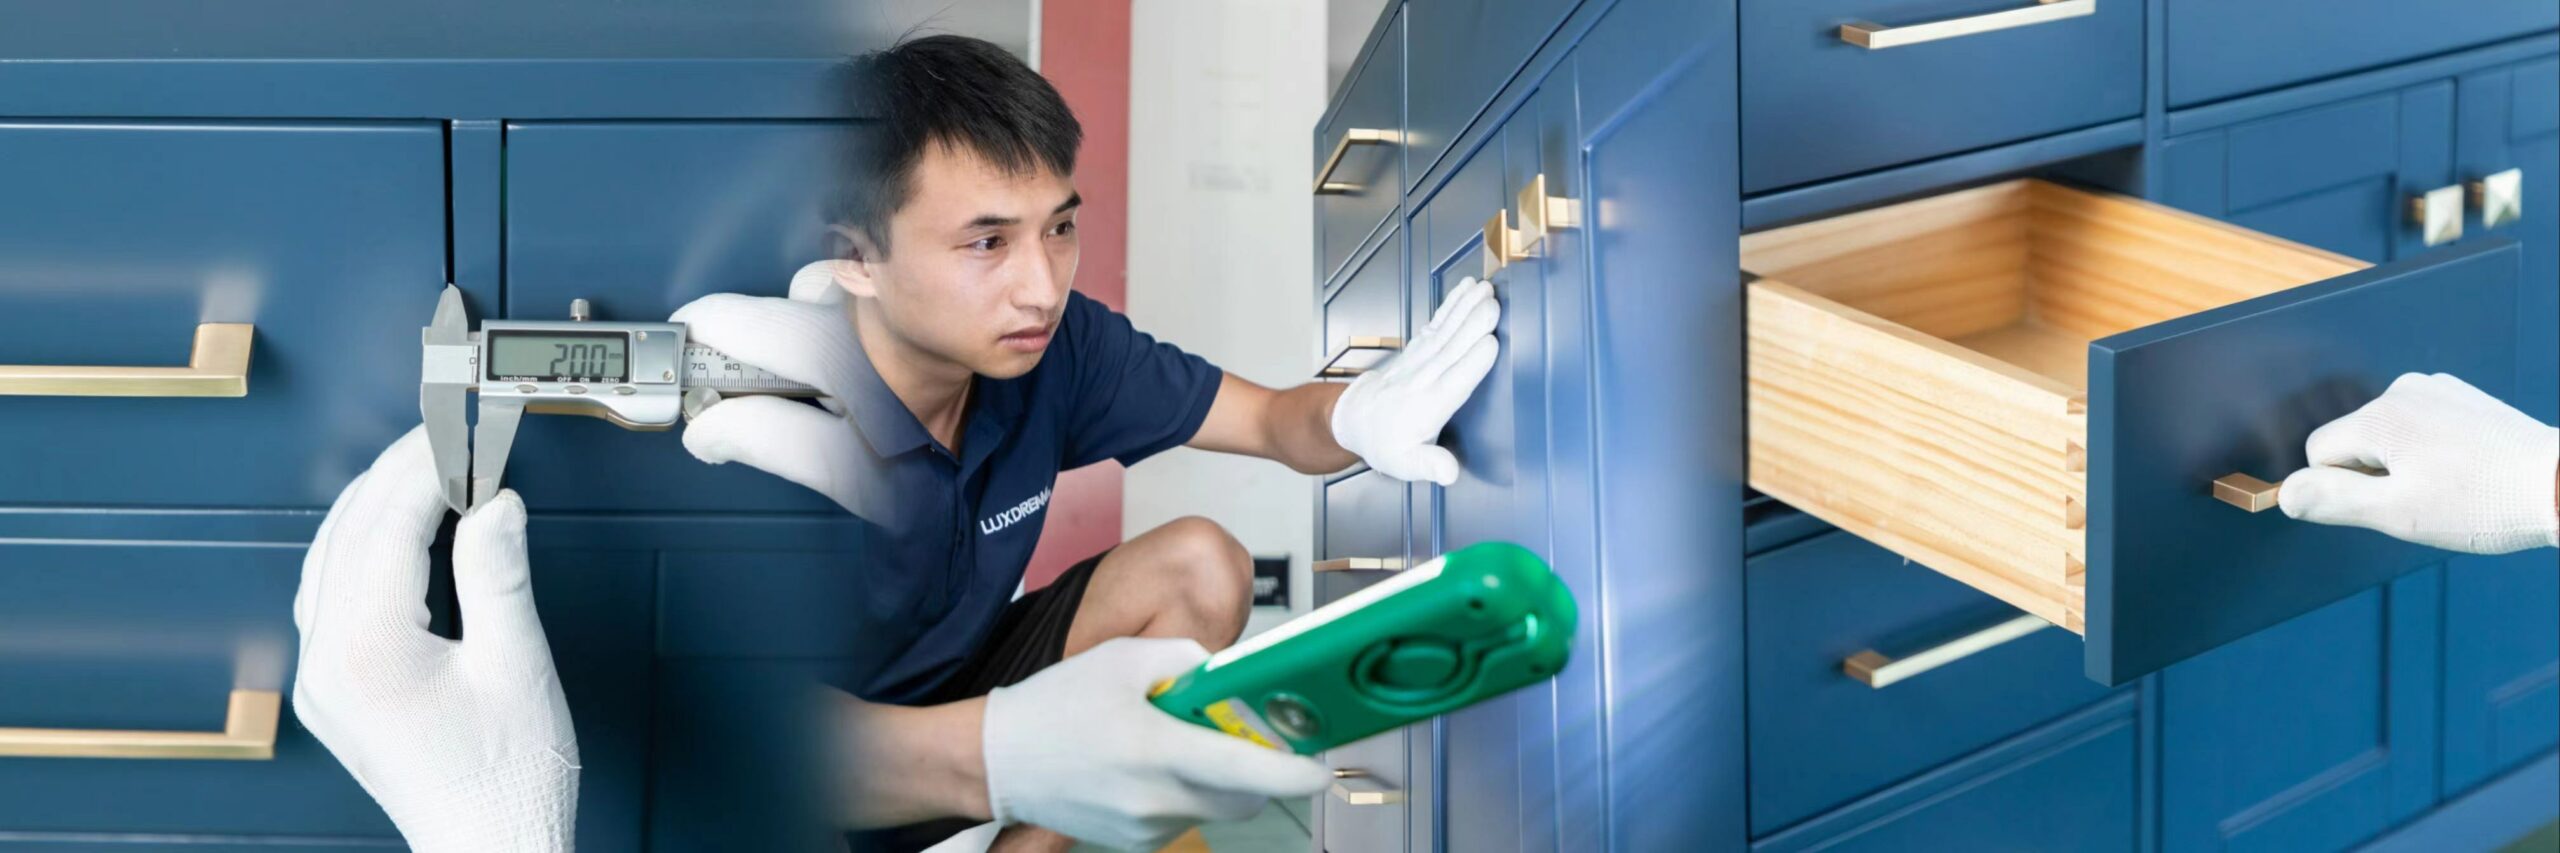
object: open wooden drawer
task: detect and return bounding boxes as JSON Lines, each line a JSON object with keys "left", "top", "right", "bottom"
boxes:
{"left": 1744, "top": 180, "right": 2522, "bottom": 684}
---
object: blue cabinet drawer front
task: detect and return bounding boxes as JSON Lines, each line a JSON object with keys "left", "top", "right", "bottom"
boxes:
{"left": 1403, "top": 0, "right": 1578, "bottom": 189}
{"left": 1322, "top": 469, "right": 1407, "bottom": 565}
{"left": 1763, "top": 713, "right": 2138, "bottom": 852}
{"left": 1322, "top": 232, "right": 1405, "bottom": 378}
{"left": 1740, "top": 0, "right": 2140, "bottom": 192}
{"left": 502, "top": 121, "right": 855, "bottom": 515}
{"left": 0, "top": 517, "right": 651, "bottom": 848}
{"left": 1317, "top": 9, "right": 1405, "bottom": 285}
{"left": 1746, "top": 532, "right": 2112, "bottom": 834}
{"left": 2167, "top": 0, "right": 2558, "bottom": 107}
{"left": 0, "top": 121, "right": 449, "bottom": 509}
{"left": 0, "top": 539, "right": 390, "bottom": 838}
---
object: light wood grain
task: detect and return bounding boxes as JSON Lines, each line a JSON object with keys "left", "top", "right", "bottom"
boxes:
{"left": 1740, "top": 179, "right": 2365, "bottom": 635}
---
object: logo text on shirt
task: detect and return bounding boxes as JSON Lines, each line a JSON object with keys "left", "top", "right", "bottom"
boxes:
{"left": 979, "top": 487, "right": 1053, "bottom": 536}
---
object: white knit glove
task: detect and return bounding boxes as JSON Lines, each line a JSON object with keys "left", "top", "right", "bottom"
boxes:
{"left": 292, "top": 427, "right": 580, "bottom": 852}
{"left": 2281, "top": 373, "right": 2560, "bottom": 555}
{"left": 670, "top": 261, "right": 870, "bottom": 514}
{"left": 1331, "top": 276, "right": 1501, "bottom": 485}
{"left": 983, "top": 637, "right": 1331, "bottom": 851}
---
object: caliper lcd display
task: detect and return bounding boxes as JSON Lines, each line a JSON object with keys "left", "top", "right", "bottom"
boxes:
{"left": 487, "top": 330, "right": 630, "bottom": 383}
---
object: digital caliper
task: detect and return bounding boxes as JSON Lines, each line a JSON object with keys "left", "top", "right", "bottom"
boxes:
{"left": 420, "top": 285, "right": 822, "bottom": 514}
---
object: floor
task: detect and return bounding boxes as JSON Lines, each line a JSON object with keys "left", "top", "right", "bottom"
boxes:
{"left": 1067, "top": 796, "right": 1313, "bottom": 853}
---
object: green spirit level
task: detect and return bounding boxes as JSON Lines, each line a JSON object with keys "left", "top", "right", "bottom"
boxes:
{"left": 1148, "top": 542, "right": 1577, "bottom": 754}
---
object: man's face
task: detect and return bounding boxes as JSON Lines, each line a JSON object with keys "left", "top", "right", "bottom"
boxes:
{"left": 847, "top": 142, "right": 1079, "bottom": 380}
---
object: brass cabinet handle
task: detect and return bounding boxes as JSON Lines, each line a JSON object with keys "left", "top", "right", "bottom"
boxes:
{"left": 1843, "top": 614, "right": 2051, "bottom": 688}
{"left": 2471, "top": 168, "right": 2523, "bottom": 229}
{"left": 2212, "top": 473, "right": 2282, "bottom": 512}
{"left": 1330, "top": 770, "right": 1405, "bottom": 805}
{"left": 2411, "top": 184, "right": 2466, "bottom": 247}
{"left": 1314, "top": 557, "right": 1407, "bottom": 572}
{"left": 1840, "top": 0, "right": 2095, "bottom": 49}
{"left": 0, "top": 323, "right": 253, "bottom": 397}
{"left": 0, "top": 689, "right": 280, "bottom": 760}
{"left": 1482, "top": 173, "right": 1580, "bottom": 278}
{"left": 1319, "top": 336, "right": 1404, "bottom": 378}
{"left": 1314, "top": 128, "right": 1399, "bottom": 195}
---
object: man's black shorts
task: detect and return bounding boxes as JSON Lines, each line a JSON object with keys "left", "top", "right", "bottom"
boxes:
{"left": 918, "top": 547, "right": 1106, "bottom": 704}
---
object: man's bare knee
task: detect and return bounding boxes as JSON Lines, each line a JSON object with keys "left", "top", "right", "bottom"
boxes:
{"left": 1155, "top": 516, "right": 1252, "bottom": 643}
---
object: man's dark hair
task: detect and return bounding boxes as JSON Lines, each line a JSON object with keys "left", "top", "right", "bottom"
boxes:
{"left": 839, "top": 34, "right": 1082, "bottom": 258}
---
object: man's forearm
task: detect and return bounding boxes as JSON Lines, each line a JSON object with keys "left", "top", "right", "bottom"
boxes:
{"left": 828, "top": 689, "right": 991, "bottom": 827}
{"left": 1269, "top": 381, "right": 1360, "bottom": 475}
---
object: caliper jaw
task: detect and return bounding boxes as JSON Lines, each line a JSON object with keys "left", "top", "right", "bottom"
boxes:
{"left": 421, "top": 285, "right": 482, "bottom": 514}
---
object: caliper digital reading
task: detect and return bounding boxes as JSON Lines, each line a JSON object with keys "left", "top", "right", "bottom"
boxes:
{"left": 420, "top": 285, "right": 822, "bottom": 513}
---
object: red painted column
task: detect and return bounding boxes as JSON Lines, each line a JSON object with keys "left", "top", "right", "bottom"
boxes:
{"left": 1024, "top": 0, "right": 1132, "bottom": 589}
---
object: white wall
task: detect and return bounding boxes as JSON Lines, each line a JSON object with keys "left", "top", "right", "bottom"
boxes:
{"left": 1123, "top": 0, "right": 1328, "bottom": 630}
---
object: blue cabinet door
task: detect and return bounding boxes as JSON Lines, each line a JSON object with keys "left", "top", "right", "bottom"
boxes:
{"left": 1419, "top": 80, "right": 1547, "bottom": 853}
{"left": 2166, "top": 0, "right": 2558, "bottom": 107}
{"left": 1564, "top": 0, "right": 1747, "bottom": 846}
{"left": 2157, "top": 81, "right": 2458, "bottom": 265}
{"left": 2159, "top": 570, "right": 2443, "bottom": 852}
{"left": 0, "top": 121, "right": 452, "bottom": 509}
{"left": 2442, "top": 54, "right": 2560, "bottom": 799}
{"left": 502, "top": 121, "right": 856, "bottom": 514}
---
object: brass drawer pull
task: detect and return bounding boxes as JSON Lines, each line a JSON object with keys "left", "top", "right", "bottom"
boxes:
{"left": 0, "top": 689, "right": 281, "bottom": 760}
{"left": 0, "top": 322, "right": 253, "bottom": 397}
{"left": 1840, "top": 0, "right": 2095, "bottom": 50}
{"left": 2411, "top": 184, "right": 2465, "bottom": 247}
{"left": 2212, "top": 473, "right": 2282, "bottom": 512}
{"left": 1330, "top": 770, "right": 1405, "bottom": 805}
{"left": 1483, "top": 173, "right": 1580, "bottom": 277}
{"left": 1314, "top": 128, "right": 1399, "bottom": 195}
{"left": 1319, "top": 336, "right": 1404, "bottom": 378}
{"left": 1314, "top": 557, "right": 1407, "bottom": 572}
{"left": 1843, "top": 614, "right": 2051, "bottom": 688}
{"left": 2471, "top": 168, "right": 2523, "bottom": 229}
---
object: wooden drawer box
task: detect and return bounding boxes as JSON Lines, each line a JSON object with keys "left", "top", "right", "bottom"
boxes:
{"left": 1743, "top": 179, "right": 2522, "bottom": 683}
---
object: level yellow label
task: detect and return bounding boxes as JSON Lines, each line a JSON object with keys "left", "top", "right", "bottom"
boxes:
{"left": 1202, "top": 699, "right": 1283, "bottom": 750}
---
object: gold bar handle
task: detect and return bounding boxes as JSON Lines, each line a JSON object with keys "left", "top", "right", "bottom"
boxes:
{"left": 1319, "top": 336, "right": 1404, "bottom": 378}
{"left": 1330, "top": 770, "right": 1405, "bottom": 806}
{"left": 1314, "top": 557, "right": 1407, "bottom": 572}
{"left": 2471, "top": 168, "right": 2523, "bottom": 229}
{"left": 1843, "top": 614, "right": 2051, "bottom": 688}
{"left": 1840, "top": 0, "right": 2095, "bottom": 49}
{"left": 0, "top": 689, "right": 280, "bottom": 760}
{"left": 2411, "top": 184, "right": 2465, "bottom": 247}
{"left": 1314, "top": 128, "right": 1398, "bottom": 195}
{"left": 0, "top": 323, "right": 253, "bottom": 397}
{"left": 1483, "top": 210, "right": 1523, "bottom": 278}
{"left": 2212, "top": 473, "right": 2282, "bottom": 512}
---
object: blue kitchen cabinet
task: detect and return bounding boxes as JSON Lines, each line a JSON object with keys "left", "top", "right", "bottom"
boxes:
{"left": 0, "top": 121, "right": 453, "bottom": 509}
{"left": 2159, "top": 570, "right": 2444, "bottom": 852}
{"left": 500, "top": 121, "right": 857, "bottom": 515}
{"left": 1403, "top": 0, "right": 1744, "bottom": 846}
{"left": 2442, "top": 53, "right": 2560, "bottom": 800}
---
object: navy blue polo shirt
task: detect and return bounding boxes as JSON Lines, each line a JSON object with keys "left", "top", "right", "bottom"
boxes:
{"left": 831, "top": 290, "right": 1222, "bottom": 703}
